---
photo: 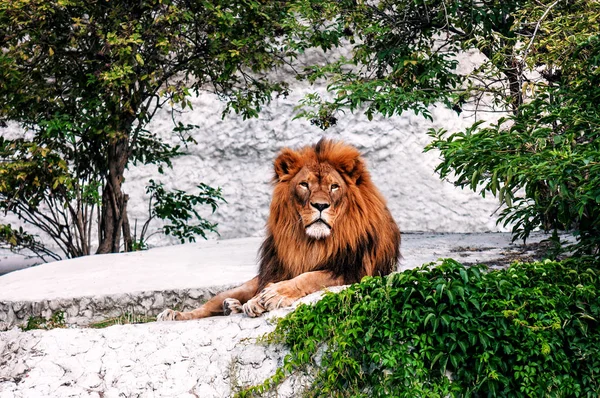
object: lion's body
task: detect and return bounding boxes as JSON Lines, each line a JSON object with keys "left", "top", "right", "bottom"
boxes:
{"left": 157, "top": 139, "right": 401, "bottom": 321}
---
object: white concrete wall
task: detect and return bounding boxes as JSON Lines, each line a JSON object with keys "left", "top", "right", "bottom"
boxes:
{"left": 124, "top": 87, "right": 504, "bottom": 245}
{"left": 0, "top": 57, "right": 505, "bottom": 254}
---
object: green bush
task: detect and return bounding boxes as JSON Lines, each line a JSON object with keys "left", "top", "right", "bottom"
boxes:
{"left": 0, "top": 0, "right": 296, "bottom": 257}
{"left": 240, "top": 259, "right": 600, "bottom": 397}
{"left": 19, "top": 311, "right": 66, "bottom": 331}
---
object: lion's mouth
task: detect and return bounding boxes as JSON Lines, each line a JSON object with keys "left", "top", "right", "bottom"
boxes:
{"left": 306, "top": 218, "right": 331, "bottom": 230}
{"left": 305, "top": 218, "right": 332, "bottom": 239}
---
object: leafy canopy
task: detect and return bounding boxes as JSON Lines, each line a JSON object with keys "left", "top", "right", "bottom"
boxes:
{"left": 0, "top": 0, "right": 299, "bottom": 257}
{"left": 427, "top": 0, "right": 600, "bottom": 255}
{"left": 288, "top": 0, "right": 600, "bottom": 256}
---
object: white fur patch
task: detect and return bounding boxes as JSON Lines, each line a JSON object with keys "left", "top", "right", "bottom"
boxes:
{"left": 156, "top": 309, "right": 177, "bottom": 321}
{"left": 305, "top": 222, "right": 331, "bottom": 239}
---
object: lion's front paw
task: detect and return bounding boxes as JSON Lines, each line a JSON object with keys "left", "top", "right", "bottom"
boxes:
{"left": 223, "top": 298, "right": 243, "bottom": 315}
{"left": 242, "top": 298, "right": 267, "bottom": 318}
{"left": 156, "top": 308, "right": 181, "bottom": 321}
{"left": 258, "top": 282, "right": 298, "bottom": 312}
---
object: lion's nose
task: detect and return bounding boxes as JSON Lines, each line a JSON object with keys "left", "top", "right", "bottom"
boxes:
{"left": 311, "top": 202, "right": 330, "bottom": 212}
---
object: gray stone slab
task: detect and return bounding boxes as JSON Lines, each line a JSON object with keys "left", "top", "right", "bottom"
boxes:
{"left": 0, "top": 233, "right": 551, "bottom": 330}
{"left": 0, "top": 233, "right": 547, "bottom": 302}
{"left": 0, "top": 237, "right": 261, "bottom": 302}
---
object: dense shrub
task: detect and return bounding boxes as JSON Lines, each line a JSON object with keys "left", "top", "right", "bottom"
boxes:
{"left": 240, "top": 259, "right": 600, "bottom": 397}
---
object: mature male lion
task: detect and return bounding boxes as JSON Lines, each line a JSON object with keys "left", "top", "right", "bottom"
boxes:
{"left": 157, "top": 139, "right": 400, "bottom": 321}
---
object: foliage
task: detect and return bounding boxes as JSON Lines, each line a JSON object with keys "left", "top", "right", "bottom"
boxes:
{"left": 288, "top": 0, "right": 510, "bottom": 123}
{"left": 0, "top": 0, "right": 298, "bottom": 259}
{"left": 0, "top": 132, "right": 103, "bottom": 258}
{"left": 426, "top": 0, "right": 600, "bottom": 256}
{"left": 0, "top": 223, "right": 60, "bottom": 262}
{"left": 133, "top": 179, "right": 226, "bottom": 248}
{"left": 289, "top": 0, "right": 600, "bottom": 256}
{"left": 239, "top": 259, "right": 600, "bottom": 397}
{"left": 88, "top": 312, "right": 155, "bottom": 329}
{"left": 19, "top": 311, "right": 66, "bottom": 331}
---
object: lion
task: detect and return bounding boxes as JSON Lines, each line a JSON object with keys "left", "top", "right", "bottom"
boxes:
{"left": 157, "top": 139, "right": 401, "bottom": 321}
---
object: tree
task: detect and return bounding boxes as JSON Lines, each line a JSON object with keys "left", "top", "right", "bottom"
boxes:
{"left": 428, "top": 0, "right": 600, "bottom": 256}
{"left": 132, "top": 180, "right": 226, "bottom": 250}
{"left": 289, "top": 0, "right": 600, "bottom": 256}
{"left": 0, "top": 0, "right": 296, "bottom": 258}
{"left": 0, "top": 223, "right": 61, "bottom": 262}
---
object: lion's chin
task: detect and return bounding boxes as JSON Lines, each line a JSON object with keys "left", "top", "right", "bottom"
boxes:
{"left": 305, "top": 222, "right": 331, "bottom": 239}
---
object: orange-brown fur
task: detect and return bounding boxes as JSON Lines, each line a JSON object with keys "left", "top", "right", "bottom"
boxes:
{"left": 156, "top": 139, "right": 401, "bottom": 321}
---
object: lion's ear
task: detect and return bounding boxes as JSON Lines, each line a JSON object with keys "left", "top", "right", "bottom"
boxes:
{"left": 274, "top": 148, "right": 302, "bottom": 180}
{"left": 332, "top": 147, "right": 367, "bottom": 185}
{"left": 341, "top": 157, "right": 368, "bottom": 185}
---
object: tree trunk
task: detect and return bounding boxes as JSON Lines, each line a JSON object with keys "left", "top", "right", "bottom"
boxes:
{"left": 122, "top": 194, "right": 133, "bottom": 252}
{"left": 96, "top": 137, "right": 131, "bottom": 254}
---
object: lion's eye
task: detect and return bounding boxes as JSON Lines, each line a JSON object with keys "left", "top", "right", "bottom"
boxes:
{"left": 299, "top": 182, "right": 309, "bottom": 189}
{"left": 331, "top": 184, "right": 340, "bottom": 191}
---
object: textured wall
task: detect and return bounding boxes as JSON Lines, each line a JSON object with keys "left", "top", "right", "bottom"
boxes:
{"left": 0, "top": 64, "right": 505, "bottom": 252}
{"left": 123, "top": 88, "right": 504, "bottom": 245}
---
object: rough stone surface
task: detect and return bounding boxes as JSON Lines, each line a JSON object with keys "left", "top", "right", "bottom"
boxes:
{"left": 0, "top": 286, "right": 237, "bottom": 331}
{"left": 0, "top": 289, "right": 336, "bottom": 398}
{"left": 0, "top": 306, "right": 296, "bottom": 398}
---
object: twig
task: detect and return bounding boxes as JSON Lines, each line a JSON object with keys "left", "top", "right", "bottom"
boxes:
{"left": 519, "top": 0, "right": 560, "bottom": 87}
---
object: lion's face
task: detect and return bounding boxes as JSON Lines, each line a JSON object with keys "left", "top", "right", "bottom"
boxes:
{"left": 272, "top": 139, "right": 374, "bottom": 242}
{"left": 290, "top": 164, "right": 346, "bottom": 239}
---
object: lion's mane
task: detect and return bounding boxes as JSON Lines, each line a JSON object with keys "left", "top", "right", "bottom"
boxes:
{"left": 257, "top": 139, "right": 401, "bottom": 290}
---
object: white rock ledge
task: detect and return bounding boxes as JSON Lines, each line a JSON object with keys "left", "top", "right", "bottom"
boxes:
{"left": 0, "top": 232, "right": 552, "bottom": 397}
{"left": 0, "top": 306, "right": 304, "bottom": 398}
